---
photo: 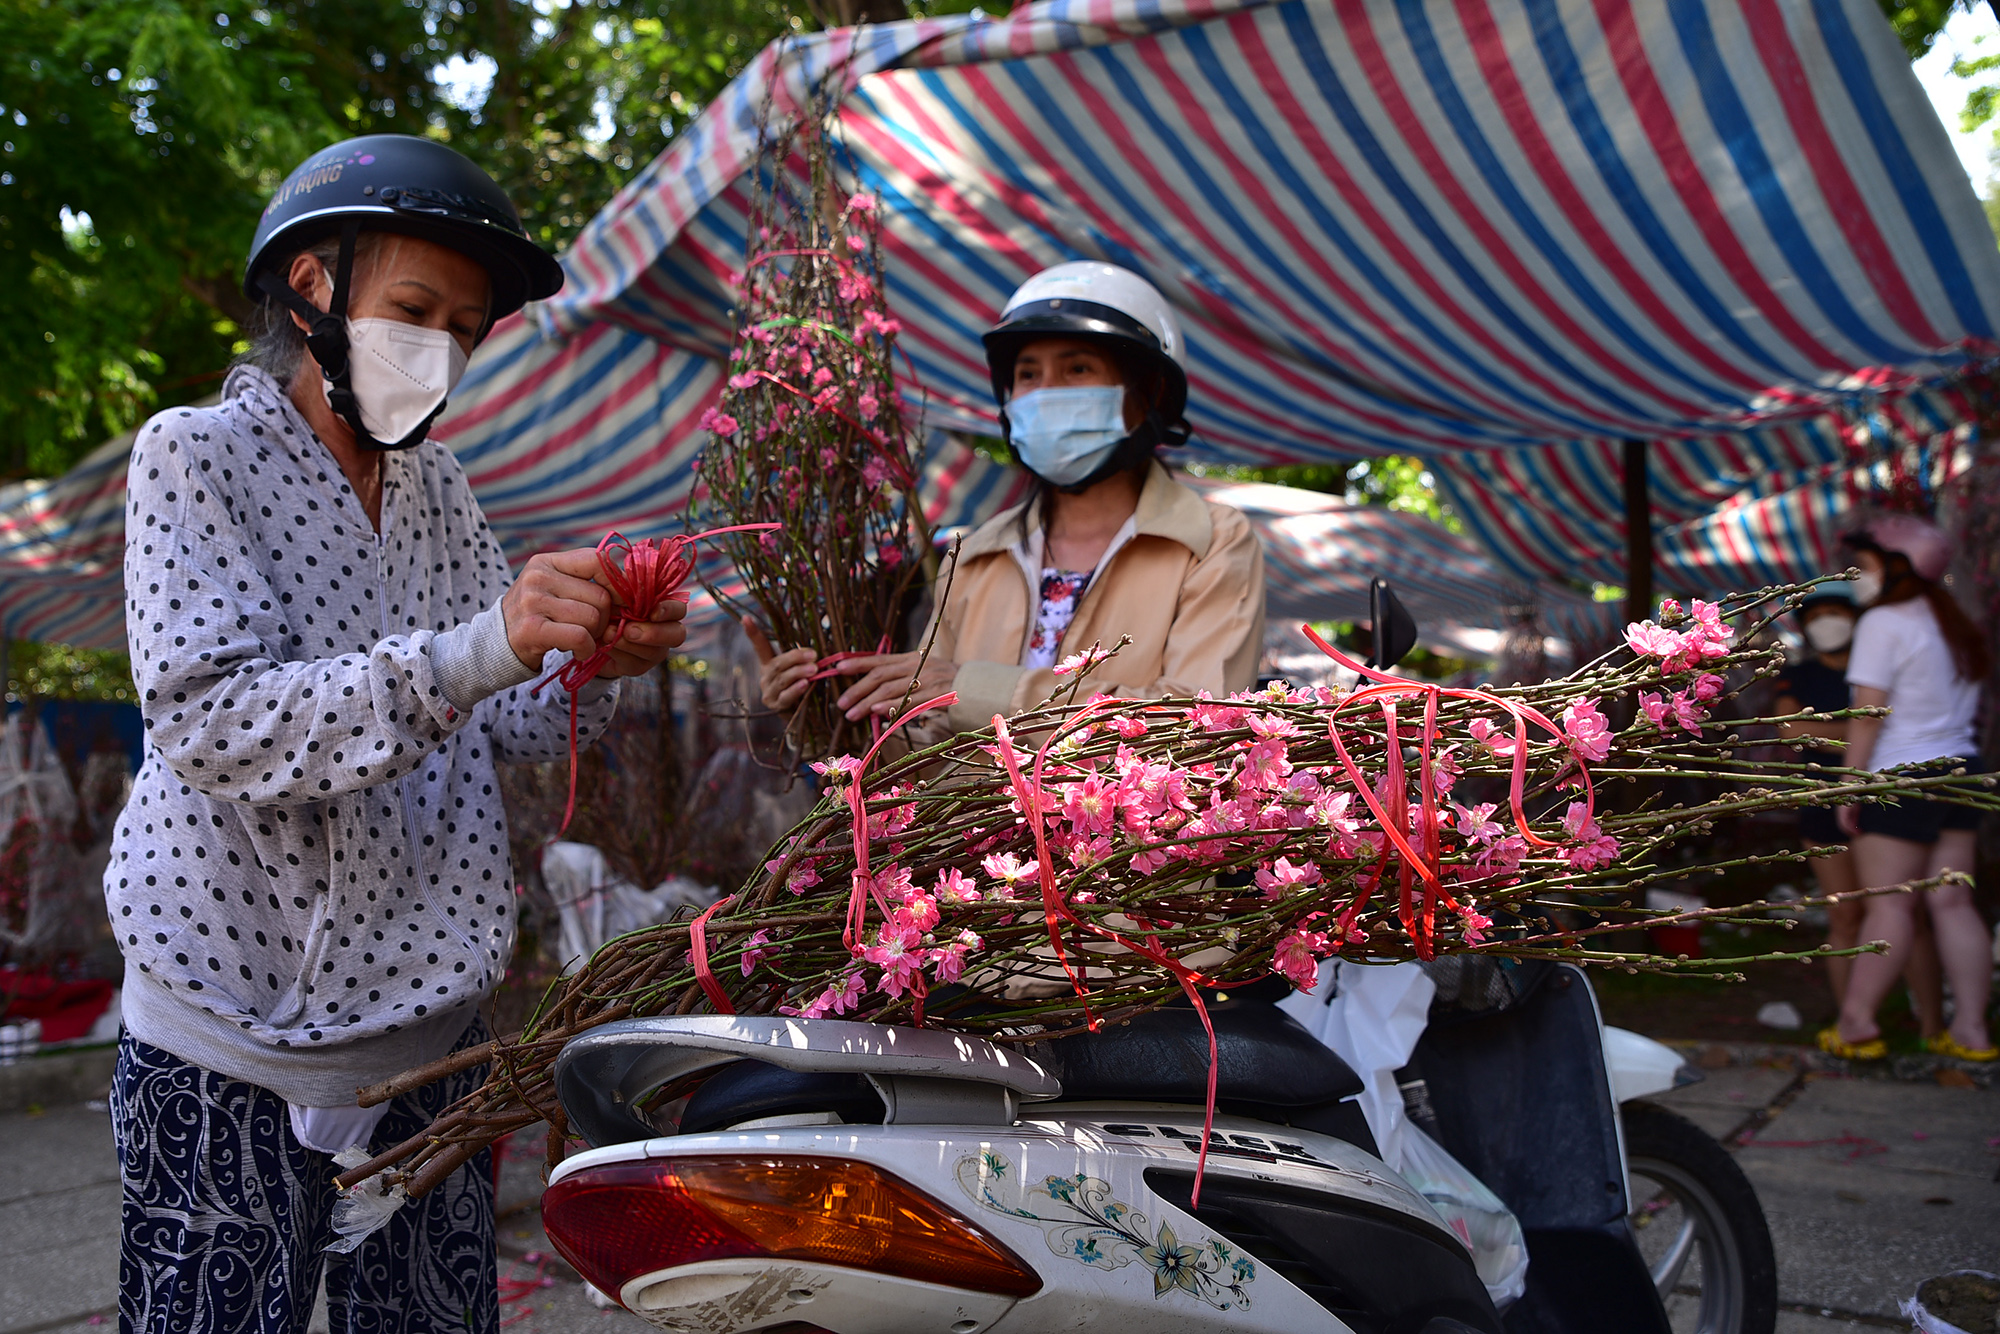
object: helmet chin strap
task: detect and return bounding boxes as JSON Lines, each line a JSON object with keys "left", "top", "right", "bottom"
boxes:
{"left": 253, "top": 220, "right": 432, "bottom": 451}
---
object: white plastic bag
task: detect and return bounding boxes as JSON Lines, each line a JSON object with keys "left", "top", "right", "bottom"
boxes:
{"left": 1278, "top": 959, "right": 1433, "bottom": 1170}
{"left": 1279, "top": 959, "right": 1528, "bottom": 1307}
{"left": 543, "top": 843, "right": 719, "bottom": 971}
{"left": 326, "top": 1146, "right": 410, "bottom": 1254}
{"left": 1396, "top": 1123, "right": 1530, "bottom": 1306}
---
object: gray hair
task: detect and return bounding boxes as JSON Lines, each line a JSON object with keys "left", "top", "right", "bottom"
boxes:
{"left": 236, "top": 232, "right": 384, "bottom": 386}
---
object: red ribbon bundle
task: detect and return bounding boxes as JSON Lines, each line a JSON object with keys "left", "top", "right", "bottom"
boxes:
{"left": 1301, "top": 625, "right": 1585, "bottom": 959}
{"left": 680, "top": 623, "right": 1605, "bottom": 1212}
{"left": 532, "top": 526, "right": 778, "bottom": 838}
{"left": 688, "top": 687, "right": 959, "bottom": 1018}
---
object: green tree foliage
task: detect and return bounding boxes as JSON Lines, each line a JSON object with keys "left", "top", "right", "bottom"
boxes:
{"left": 0, "top": 0, "right": 817, "bottom": 479}
{"left": 5, "top": 640, "right": 136, "bottom": 702}
{"left": 1882, "top": 0, "right": 2000, "bottom": 153}
{"left": 1879, "top": 0, "right": 1972, "bottom": 57}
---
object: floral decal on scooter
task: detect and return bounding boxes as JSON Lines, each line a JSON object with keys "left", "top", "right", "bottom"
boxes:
{"left": 955, "top": 1151, "right": 1257, "bottom": 1310}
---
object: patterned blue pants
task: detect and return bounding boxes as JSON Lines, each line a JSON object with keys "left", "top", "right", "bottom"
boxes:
{"left": 112, "top": 1024, "right": 498, "bottom": 1334}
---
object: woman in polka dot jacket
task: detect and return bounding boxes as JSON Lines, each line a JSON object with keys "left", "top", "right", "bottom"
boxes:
{"left": 108, "top": 135, "right": 685, "bottom": 1334}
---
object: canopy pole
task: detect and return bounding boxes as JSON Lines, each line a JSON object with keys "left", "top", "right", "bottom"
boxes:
{"left": 1623, "top": 439, "right": 1652, "bottom": 626}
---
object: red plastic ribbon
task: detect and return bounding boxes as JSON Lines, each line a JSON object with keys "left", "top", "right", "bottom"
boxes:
{"left": 1301, "top": 624, "right": 1596, "bottom": 956}
{"left": 531, "top": 525, "right": 780, "bottom": 838}
{"left": 804, "top": 635, "right": 894, "bottom": 684}
{"left": 690, "top": 894, "right": 739, "bottom": 1014}
{"left": 990, "top": 707, "right": 1225, "bottom": 1206}
{"left": 838, "top": 690, "right": 960, "bottom": 956}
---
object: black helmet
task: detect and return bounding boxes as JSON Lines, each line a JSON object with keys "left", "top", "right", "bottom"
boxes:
{"left": 243, "top": 134, "right": 562, "bottom": 319}
{"left": 243, "top": 135, "right": 562, "bottom": 450}
{"left": 981, "top": 262, "right": 1190, "bottom": 492}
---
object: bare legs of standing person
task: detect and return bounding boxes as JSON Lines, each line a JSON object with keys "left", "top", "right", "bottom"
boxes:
{"left": 1837, "top": 830, "right": 1990, "bottom": 1052}
{"left": 1905, "top": 900, "right": 1946, "bottom": 1040}
{"left": 1814, "top": 843, "right": 1863, "bottom": 1006}
{"left": 1823, "top": 843, "right": 1947, "bottom": 1034}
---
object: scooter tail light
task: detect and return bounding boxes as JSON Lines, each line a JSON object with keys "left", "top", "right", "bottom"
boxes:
{"left": 542, "top": 1155, "right": 1043, "bottom": 1304}
{"left": 540, "top": 1161, "right": 761, "bottom": 1300}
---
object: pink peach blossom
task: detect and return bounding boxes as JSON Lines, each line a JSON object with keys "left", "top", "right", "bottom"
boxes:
{"left": 981, "top": 852, "right": 1035, "bottom": 891}
{"left": 1562, "top": 698, "right": 1613, "bottom": 763}
{"left": 934, "top": 868, "right": 980, "bottom": 906}
{"left": 1059, "top": 773, "right": 1119, "bottom": 835}
{"left": 1454, "top": 802, "right": 1503, "bottom": 844}
{"left": 1253, "top": 856, "right": 1322, "bottom": 900}
{"left": 1561, "top": 802, "right": 1620, "bottom": 871}
{"left": 1467, "top": 717, "right": 1518, "bottom": 756}
{"left": 810, "top": 755, "right": 863, "bottom": 784}
{"left": 739, "top": 930, "right": 775, "bottom": 977}
{"left": 1272, "top": 922, "right": 1332, "bottom": 990}
{"left": 863, "top": 917, "right": 926, "bottom": 998}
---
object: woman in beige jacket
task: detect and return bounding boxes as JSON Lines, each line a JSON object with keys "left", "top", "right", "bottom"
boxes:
{"left": 750, "top": 262, "right": 1265, "bottom": 731}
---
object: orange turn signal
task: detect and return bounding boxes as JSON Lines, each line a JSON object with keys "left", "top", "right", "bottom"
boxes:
{"left": 543, "top": 1155, "right": 1042, "bottom": 1304}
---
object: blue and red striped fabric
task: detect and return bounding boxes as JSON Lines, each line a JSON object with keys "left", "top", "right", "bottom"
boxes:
{"left": 549, "top": 0, "right": 1997, "bottom": 438}
{"left": 536, "top": 0, "right": 1998, "bottom": 588}
{"left": 2, "top": 0, "right": 1991, "bottom": 649}
{"left": 1433, "top": 382, "right": 1979, "bottom": 588}
{"left": 0, "top": 433, "right": 133, "bottom": 650}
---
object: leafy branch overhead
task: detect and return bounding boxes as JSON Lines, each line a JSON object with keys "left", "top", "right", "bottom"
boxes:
{"left": 0, "top": 0, "right": 844, "bottom": 477}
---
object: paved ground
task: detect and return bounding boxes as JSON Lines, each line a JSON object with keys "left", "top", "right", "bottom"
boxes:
{"left": 1650, "top": 1059, "right": 1999, "bottom": 1331}
{"left": 1, "top": 1059, "right": 1992, "bottom": 1333}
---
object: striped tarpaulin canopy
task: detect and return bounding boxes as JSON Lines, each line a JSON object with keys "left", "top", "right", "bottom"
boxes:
{"left": 533, "top": 0, "right": 1998, "bottom": 585}
{"left": 0, "top": 433, "right": 133, "bottom": 651}
{"left": 0, "top": 377, "right": 1600, "bottom": 653}
{"left": 1432, "top": 382, "right": 1985, "bottom": 589}
{"left": 0, "top": 323, "right": 1034, "bottom": 650}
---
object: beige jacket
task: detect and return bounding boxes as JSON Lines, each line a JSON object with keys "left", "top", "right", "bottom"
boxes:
{"left": 927, "top": 462, "right": 1267, "bottom": 735}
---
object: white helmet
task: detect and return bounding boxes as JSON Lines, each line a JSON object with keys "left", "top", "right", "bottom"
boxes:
{"left": 982, "top": 262, "right": 1189, "bottom": 440}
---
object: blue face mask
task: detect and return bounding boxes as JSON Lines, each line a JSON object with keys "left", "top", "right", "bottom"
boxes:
{"left": 1007, "top": 385, "right": 1129, "bottom": 486}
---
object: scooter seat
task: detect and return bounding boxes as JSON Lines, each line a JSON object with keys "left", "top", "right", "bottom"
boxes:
{"left": 672, "top": 994, "right": 1366, "bottom": 1142}
{"left": 1024, "top": 993, "right": 1364, "bottom": 1109}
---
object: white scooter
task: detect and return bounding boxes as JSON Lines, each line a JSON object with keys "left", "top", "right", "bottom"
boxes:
{"left": 538, "top": 962, "right": 1777, "bottom": 1334}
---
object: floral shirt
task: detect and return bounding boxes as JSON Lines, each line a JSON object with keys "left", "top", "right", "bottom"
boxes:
{"left": 1023, "top": 568, "right": 1094, "bottom": 669}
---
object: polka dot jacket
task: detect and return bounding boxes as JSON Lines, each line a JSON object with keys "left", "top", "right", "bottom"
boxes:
{"left": 109, "top": 366, "right": 620, "bottom": 1103}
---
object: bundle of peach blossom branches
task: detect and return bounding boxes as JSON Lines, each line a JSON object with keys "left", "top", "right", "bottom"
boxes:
{"left": 339, "top": 580, "right": 1995, "bottom": 1198}
{"left": 692, "top": 88, "right": 928, "bottom": 762}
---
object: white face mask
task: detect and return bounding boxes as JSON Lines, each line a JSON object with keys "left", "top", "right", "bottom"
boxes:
{"left": 332, "top": 317, "right": 470, "bottom": 446}
{"left": 1007, "top": 385, "right": 1129, "bottom": 486}
{"left": 1852, "top": 571, "right": 1883, "bottom": 606}
{"left": 1804, "top": 616, "right": 1854, "bottom": 653}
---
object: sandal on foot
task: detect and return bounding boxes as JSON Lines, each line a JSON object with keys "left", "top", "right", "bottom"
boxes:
{"left": 1817, "top": 1026, "right": 1887, "bottom": 1061}
{"left": 1925, "top": 1033, "right": 1998, "bottom": 1062}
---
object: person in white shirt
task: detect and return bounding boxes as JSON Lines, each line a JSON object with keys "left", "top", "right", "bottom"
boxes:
{"left": 1822, "top": 515, "right": 1992, "bottom": 1063}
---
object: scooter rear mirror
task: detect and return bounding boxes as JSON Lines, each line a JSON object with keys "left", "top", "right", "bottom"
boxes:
{"left": 1367, "top": 577, "right": 1419, "bottom": 670}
